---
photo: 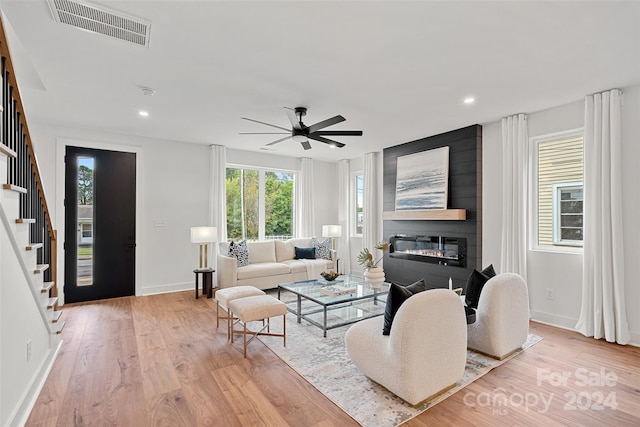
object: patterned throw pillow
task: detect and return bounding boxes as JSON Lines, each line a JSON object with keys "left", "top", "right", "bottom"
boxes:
{"left": 312, "top": 237, "right": 332, "bottom": 260}
{"left": 227, "top": 240, "right": 249, "bottom": 267}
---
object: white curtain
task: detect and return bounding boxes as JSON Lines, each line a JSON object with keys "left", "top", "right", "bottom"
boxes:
{"left": 500, "top": 114, "right": 528, "bottom": 279}
{"left": 338, "top": 159, "right": 351, "bottom": 274}
{"left": 296, "top": 157, "right": 315, "bottom": 237}
{"left": 209, "top": 144, "right": 227, "bottom": 242}
{"left": 576, "top": 89, "right": 629, "bottom": 344}
{"left": 363, "top": 152, "right": 381, "bottom": 264}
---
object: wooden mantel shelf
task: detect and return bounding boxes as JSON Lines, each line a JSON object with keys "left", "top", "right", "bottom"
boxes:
{"left": 383, "top": 209, "right": 466, "bottom": 221}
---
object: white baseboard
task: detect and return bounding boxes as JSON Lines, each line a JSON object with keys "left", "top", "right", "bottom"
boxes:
{"left": 531, "top": 310, "right": 640, "bottom": 347}
{"left": 140, "top": 281, "right": 194, "bottom": 296}
{"left": 10, "top": 338, "right": 63, "bottom": 427}
{"left": 531, "top": 309, "right": 578, "bottom": 330}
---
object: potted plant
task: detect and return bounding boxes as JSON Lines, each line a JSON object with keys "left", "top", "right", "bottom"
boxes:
{"left": 357, "top": 241, "right": 389, "bottom": 287}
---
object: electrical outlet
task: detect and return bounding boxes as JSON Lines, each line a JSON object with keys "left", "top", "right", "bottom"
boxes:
{"left": 27, "top": 340, "right": 32, "bottom": 362}
{"left": 545, "top": 288, "right": 555, "bottom": 300}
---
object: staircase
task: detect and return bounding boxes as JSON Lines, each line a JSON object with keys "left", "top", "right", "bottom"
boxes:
{"left": 1, "top": 146, "right": 63, "bottom": 335}
{"left": 0, "top": 17, "right": 64, "bottom": 426}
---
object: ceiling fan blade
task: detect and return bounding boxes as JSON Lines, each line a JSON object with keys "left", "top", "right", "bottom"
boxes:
{"left": 314, "top": 130, "right": 363, "bottom": 136}
{"left": 308, "top": 134, "right": 346, "bottom": 148}
{"left": 301, "top": 140, "right": 312, "bottom": 150}
{"left": 239, "top": 132, "right": 290, "bottom": 135}
{"left": 241, "top": 117, "right": 290, "bottom": 132}
{"left": 286, "top": 109, "right": 302, "bottom": 130}
{"left": 266, "top": 135, "right": 292, "bottom": 146}
{"left": 306, "top": 115, "right": 345, "bottom": 133}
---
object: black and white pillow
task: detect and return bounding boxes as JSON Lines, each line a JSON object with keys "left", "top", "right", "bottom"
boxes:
{"left": 227, "top": 240, "right": 249, "bottom": 267}
{"left": 312, "top": 237, "right": 332, "bottom": 260}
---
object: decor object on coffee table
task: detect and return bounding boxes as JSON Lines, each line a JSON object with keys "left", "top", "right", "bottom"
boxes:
{"left": 358, "top": 240, "right": 388, "bottom": 287}
{"left": 320, "top": 271, "right": 341, "bottom": 281}
{"left": 345, "top": 288, "right": 467, "bottom": 406}
{"left": 467, "top": 272, "right": 530, "bottom": 359}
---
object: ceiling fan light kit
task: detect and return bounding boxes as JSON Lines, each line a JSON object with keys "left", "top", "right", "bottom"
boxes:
{"left": 241, "top": 106, "right": 363, "bottom": 150}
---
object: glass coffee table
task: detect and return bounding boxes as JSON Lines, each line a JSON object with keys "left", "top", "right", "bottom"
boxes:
{"left": 278, "top": 275, "right": 389, "bottom": 337}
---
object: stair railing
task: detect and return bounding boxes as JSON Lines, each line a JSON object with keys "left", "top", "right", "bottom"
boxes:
{"left": 0, "top": 21, "right": 58, "bottom": 300}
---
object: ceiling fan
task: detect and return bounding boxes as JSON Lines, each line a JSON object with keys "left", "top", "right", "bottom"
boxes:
{"left": 240, "top": 107, "right": 363, "bottom": 150}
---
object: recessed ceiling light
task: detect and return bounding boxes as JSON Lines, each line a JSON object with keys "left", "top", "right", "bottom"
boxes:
{"left": 138, "top": 110, "right": 149, "bottom": 117}
{"left": 463, "top": 97, "right": 475, "bottom": 105}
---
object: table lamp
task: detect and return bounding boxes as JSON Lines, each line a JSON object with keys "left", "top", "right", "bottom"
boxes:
{"left": 322, "top": 224, "right": 342, "bottom": 250}
{"left": 190, "top": 226, "right": 217, "bottom": 269}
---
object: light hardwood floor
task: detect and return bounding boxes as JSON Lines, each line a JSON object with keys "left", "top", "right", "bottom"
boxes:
{"left": 25, "top": 291, "right": 640, "bottom": 426}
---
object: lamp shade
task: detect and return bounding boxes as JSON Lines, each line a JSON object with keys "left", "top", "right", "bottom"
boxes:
{"left": 322, "top": 224, "right": 342, "bottom": 238}
{"left": 190, "top": 226, "right": 217, "bottom": 243}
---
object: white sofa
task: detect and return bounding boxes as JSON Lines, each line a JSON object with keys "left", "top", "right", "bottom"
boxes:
{"left": 345, "top": 289, "right": 467, "bottom": 406}
{"left": 216, "top": 238, "right": 336, "bottom": 290}
{"left": 467, "top": 272, "right": 530, "bottom": 359}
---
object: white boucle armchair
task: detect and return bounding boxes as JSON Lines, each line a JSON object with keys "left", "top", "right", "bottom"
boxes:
{"left": 466, "top": 272, "right": 530, "bottom": 359}
{"left": 344, "top": 289, "right": 467, "bottom": 406}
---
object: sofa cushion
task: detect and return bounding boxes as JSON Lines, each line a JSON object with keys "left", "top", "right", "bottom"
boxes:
{"left": 312, "top": 237, "right": 332, "bottom": 260}
{"left": 275, "top": 240, "right": 295, "bottom": 262}
{"left": 465, "top": 264, "right": 497, "bottom": 309}
{"left": 288, "top": 237, "right": 312, "bottom": 248}
{"left": 237, "top": 263, "right": 291, "bottom": 280}
{"left": 282, "top": 259, "right": 308, "bottom": 274}
{"left": 383, "top": 279, "right": 427, "bottom": 335}
{"left": 247, "top": 241, "right": 277, "bottom": 264}
{"left": 227, "top": 240, "right": 249, "bottom": 267}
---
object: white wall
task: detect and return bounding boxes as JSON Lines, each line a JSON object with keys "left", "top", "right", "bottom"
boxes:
{"left": 28, "top": 124, "right": 339, "bottom": 297}
{"left": 482, "top": 84, "right": 640, "bottom": 345}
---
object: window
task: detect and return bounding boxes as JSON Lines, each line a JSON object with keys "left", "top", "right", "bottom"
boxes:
{"left": 81, "top": 223, "right": 93, "bottom": 238}
{"left": 354, "top": 173, "right": 364, "bottom": 236}
{"left": 226, "top": 167, "right": 295, "bottom": 241}
{"left": 532, "top": 131, "right": 584, "bottom": 249}
{"left": 553, "top": 183, "right": 583, "bottom": 245}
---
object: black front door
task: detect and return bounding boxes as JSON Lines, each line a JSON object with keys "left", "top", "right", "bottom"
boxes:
{"left": 64, "top": 146, "right": 136, "bottom": 303}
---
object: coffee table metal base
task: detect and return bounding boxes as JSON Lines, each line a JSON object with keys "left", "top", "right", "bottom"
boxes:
{"left": 277, "top": 278, "right": 388, "bottom": 337}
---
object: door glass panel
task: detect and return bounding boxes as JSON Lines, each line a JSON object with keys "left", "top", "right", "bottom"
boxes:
{"left": 77, "top": 156, "right": 94, "bottom": 286}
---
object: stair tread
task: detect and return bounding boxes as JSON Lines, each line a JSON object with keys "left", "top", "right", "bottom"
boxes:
{"left": 52, "top": 310, "right": 63, "bottom": 323}
{"left": 16, "top": 218, "right": 36, "bottom": 224}
{"left": 2, "top": 183, "right": 27, "bottom": 194}
{"left": 47, "top": 297, "right": 58, "bottom": 309}
{"left": 35, "top": 264, "right": 49, "bottom": 274}
{"left": 41, "top": 281, "right": 55, "bottom": 293}
{"left": 27, "top": 243, "right": 44, "bottom": 251}
{"left": 55, "top": 321, "right": 65, "bottom": 334}
{"left": 0, "top": 143, "right": 16, "bottom": 158}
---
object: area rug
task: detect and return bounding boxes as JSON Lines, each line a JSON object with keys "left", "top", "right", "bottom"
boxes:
{"left": 257, "top": 312, "right": 542, "bottom": 427}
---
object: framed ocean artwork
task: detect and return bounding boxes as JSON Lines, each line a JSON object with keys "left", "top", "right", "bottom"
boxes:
{"left": 395, "top": 146, "right": 449, "bottom": 210}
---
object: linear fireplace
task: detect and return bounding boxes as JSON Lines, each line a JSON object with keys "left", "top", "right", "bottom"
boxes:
{"left": 389, "top": 235, "right": 466, "bottom": 267}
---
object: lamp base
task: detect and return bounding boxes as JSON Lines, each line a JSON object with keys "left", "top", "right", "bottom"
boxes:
{"left": 198, "top": 243, "right": 209, "bottom": 269}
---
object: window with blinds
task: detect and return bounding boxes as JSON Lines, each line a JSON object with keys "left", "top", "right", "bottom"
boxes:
{"left": 535, "top": 133, "right": 584, "bottom": 248}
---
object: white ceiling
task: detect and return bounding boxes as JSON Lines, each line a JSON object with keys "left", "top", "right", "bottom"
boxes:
{"left": 1, "top": 0, "right": 638, "bottom": 163}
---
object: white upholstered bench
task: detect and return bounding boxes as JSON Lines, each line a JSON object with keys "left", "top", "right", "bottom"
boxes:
{"left": 228, "top": 294, "right": 287, "bottom": 358}
{"left": 215, "top": 286, "right": 266, "bottom": 338}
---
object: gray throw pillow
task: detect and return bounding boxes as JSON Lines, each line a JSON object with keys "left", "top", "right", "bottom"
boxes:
{"left": 228, "top": 240, "right": 249, "bottom": 267}
{"left": 312, "top": 237, "right": 332, "bottom": 260}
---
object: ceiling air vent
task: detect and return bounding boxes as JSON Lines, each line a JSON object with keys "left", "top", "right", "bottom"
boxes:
{"left": 47, "top": 0, "right": 151, "bottom": 47}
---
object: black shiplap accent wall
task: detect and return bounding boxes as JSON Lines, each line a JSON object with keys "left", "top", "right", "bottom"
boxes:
{"left": 382, "top": 124, "right": 482, "bottom": 291}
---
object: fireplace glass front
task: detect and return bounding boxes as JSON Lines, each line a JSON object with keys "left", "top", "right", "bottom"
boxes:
{"left": 389, "top": 235, "right": 466, "bottom": 267}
